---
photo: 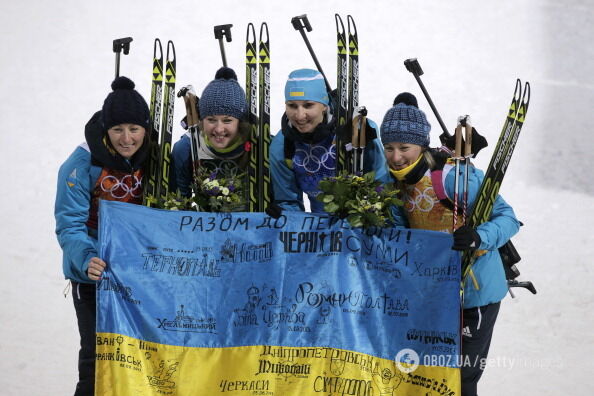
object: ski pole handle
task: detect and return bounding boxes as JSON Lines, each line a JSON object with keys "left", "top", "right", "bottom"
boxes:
{"left": 462, "top": 116, "right": 473, "bottom": 157}
{"left": 508, "top": 280, "right": 537, "bottom": 295}
{"left": 404, "top": 58, "right": 451, "bottom": 143}
{"left": 291, "top": 14, "right": 333, "bottom": 94}
{"left": 178, "top": 86, "right": 201, "bottom": 178}
{"left": 113, "top": 37, "right": 133, "bottom": 78}
{"left": 178, "top": 86, "right": 200, "bottom": 127}
{"left": 454, "top": 124, "right": 463, "bottom": 158}
{"left": 214, "top": 24, "right": 233, "bottom": 67}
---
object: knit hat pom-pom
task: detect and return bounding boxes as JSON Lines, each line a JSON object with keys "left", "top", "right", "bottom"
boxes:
{"left": 214, "top": 66, "right": 238, "bottom": 81}
{"left": 111, "top": 76, "right": 136, "bottom": 91}
{"left": 393, "top": 92, "right": 418, "bottom": 107}
{"left": 102, "top": 76, "right": 149, "bottom": 131}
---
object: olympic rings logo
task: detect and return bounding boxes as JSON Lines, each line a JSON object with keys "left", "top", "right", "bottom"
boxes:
{"left": 293, "top": 144, "right": 336, "bottom": 173}
{"left": 405, "top": 186, "right": 437, "bottom": 213}
{"left": 203, "top": 159, "right": 239, "bottom": 178}
{"left": 100, "top": 174, "right": 142, "bottom": 199}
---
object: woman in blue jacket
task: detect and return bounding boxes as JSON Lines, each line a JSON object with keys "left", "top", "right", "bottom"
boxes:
{"left": 170, "top": 67, "right": 249, "bottom": 200}
{"left": 55, "top": 76, "right": 151, "bottom": 396}
{"left": 270, "top": 68, "right": 388, "bottom": 213}
{"left": 379, "top": 93, "right": 520, "bottom": 396}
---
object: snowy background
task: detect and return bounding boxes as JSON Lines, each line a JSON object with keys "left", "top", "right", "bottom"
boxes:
{"left": 1, "top": 0, "right": 593, "bottom": 395}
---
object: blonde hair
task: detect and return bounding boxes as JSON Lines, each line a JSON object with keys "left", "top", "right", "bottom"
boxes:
{"left": 423, "top": 149, "right": 436, "bottom": 170}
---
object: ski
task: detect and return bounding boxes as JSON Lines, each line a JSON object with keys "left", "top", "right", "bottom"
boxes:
{"left": 334, "top": 14, "right": 349, "bottom": 174}
{"left": 245, "top": 22, "right": 271, "bottom": 212}
{"left": 290, "top": 14, "right": 366, "bottom": 175}
{"left": 347, "top": 15, "right": 358, "bottom": 126}
{"left": 258, "top": 23, "right": 272, "bottom": 211}
{"left": 467, "top": 80, "right": 521, "bottom": 226}
{"left": 462, "top": 80, "right": 530, "bottom": 276}
{"left": 155, "top": 40, "right": 176, "bottom": 203}
{"left": 143, "top": 38, "right": 163, "bottom": 207}
{"left": 246, "top": 23, "right": 259, "bottom": 212}
{"left": 346, "top": 15, "right": 367, "bottom": 175}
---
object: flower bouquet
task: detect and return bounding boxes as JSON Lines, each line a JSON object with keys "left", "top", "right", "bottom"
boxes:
{"left": 316, "top": 171, "right": 402, "bottom": 228}
{"left": 191, "top": 168, "right": 246, "bottom": 212}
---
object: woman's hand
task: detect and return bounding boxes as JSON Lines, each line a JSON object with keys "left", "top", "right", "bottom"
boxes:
{"left": 87, "top": 257, "right": 107, "bottom": 281}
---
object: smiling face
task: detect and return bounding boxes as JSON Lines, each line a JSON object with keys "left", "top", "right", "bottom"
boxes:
{"left": 107, "top": 123, "right": 146, "bottom": 159}
{"left": 383, "top": 142, "right": 424, "bottom": 171}
{"left": 285, "top": 100, "right": 327, "bottom": 134}
{"left": 201, "top": 115, "right": 240, "bottom": 150}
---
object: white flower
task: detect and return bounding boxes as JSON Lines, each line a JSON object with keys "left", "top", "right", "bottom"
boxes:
{"left": 221, "top": 187, "right": 230, "bottom": 196}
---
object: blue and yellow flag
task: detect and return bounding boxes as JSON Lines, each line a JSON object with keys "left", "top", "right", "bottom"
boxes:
{"left": 96, "top": 201, "right": 461, "bottom": 395}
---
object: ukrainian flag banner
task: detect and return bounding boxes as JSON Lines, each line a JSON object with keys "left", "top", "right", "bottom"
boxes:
{"left": 96, "top": 200, "right": 461, "bottom": 395}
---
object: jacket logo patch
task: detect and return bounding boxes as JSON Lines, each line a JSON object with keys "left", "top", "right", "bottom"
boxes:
{"left": 67, "top": 169, "right": 77, "bottom": 187}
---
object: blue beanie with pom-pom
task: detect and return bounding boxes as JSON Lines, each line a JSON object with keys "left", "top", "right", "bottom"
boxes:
{"left": 199, "top": 67, "right": 247, "bottom": 120}
{"left": 380, "top": 92, "right": 431, "bottom": 147}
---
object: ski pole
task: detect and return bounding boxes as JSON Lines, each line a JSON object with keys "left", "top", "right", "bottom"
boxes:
{"left": 351, "top": 107, "right": 367, "bottom": 174}
{"left": 113, "top": 37, "right": 133, "bottom": 78}
{"left": 177, "top": 86, "right": 201, "bottom": 180}
{"left": 214, "top": 24, "right": 233, "bottom": 67}
{"left": 290, "top": 14, "right": 333, "bottom": 93}
{"left": 404, "top": 58, "right": 451, "bottom": 145}
{"left": 452, "top": 121, "right": 463, "bottom": 231}
{"left": 459, "top": 115, "right": 472, "bottom": 225}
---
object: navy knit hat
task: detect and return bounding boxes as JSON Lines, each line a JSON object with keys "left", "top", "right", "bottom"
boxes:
{"left": 199, "top": 67, "right": 247, "bottom": 120}
{"left": 284, "top": 68, "right": 329, "bottom": 105}
{"left": 380, "top": 92, "right": 431, "bottom": 147}
{"left": 102, "top": 76, "right": 150, "bottom": 131}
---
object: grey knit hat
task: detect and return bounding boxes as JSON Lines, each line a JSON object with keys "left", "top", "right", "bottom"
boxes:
{"left": 199, "top": 67, "right": 247, "bottom": 120}
{"left": 380, "top": 92, "right": 431, "bottom": 147}
{"left": 102, "top": 76, "right": 150, "bottom": 131}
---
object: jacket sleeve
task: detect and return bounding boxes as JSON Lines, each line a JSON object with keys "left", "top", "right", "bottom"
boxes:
{"left": 362, "top": 119, "right": 389, "bottom": 181}
{"left": 270, "top": 132, "right": 305, "bottom": 211}
{"left": 170, "top": 134, "right": 192, "bottom": 198}
{"left": 54, "top": 146, "right": 98, "bottom": 281}
{"left": 445, "top": 165, "right": 520, "bottom": 251}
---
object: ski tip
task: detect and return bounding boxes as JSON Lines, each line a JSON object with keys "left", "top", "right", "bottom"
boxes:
{"left": 523, "top": 81, "right": 531, "bottom": 103}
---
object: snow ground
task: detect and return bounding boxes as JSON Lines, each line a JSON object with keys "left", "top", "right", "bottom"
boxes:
{"left": 0, "top": 0, "right": 592, "bottom": 395}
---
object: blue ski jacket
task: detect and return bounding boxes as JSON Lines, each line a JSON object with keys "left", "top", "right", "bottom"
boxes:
{"left": 171, "top": 131, "right": 250, "bottom": 198}
{"left": 270, "top": 118, "right": 389, "bottom": 213}
{"left": 55, "top": 143, "right": 103, "bottom": 284}
{"left": 55, "top": 112, "right": 148, "bottom": 284}
{"left": 380, "top": 155, "right": 520, "bottom": 309}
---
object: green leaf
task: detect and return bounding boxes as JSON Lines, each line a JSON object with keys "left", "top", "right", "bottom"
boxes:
{"left": 325, "top": 202, "right": 339, "bottom": 212}
{"left": 363, "top": 171, "right": 376, "bottom": 183}
{"left": 318, "top": 180, "right": 331, "bottom": 191}
{"left": 322, "top": 194, "right": 335, "bottom": 203}
{"left": 347, "top": 214, "right": 363, "bottom": 228}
